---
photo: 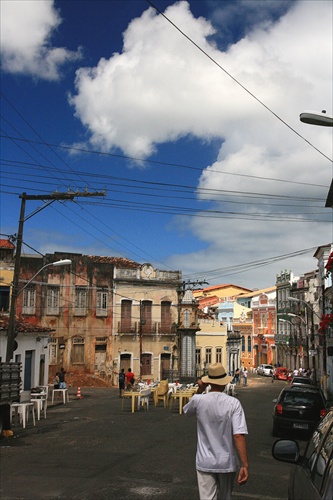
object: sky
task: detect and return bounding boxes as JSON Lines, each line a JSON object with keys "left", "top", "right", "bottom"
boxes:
{"left": 0, "top": 0, "right": 332, "bottom": 290}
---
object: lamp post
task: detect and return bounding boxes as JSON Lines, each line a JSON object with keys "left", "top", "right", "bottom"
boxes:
{"left": 288, "top": 297, "right": 319, "bottom": 382}
{"left": 6, "top": 259, "right": 72, "bottom": 362}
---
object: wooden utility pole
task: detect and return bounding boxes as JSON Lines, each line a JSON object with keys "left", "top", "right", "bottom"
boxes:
{"left": 6, "top": 190, "right": 106, "bottom": 362}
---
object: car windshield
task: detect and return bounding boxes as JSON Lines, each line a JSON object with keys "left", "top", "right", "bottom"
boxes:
{"left": 281, "top": 391, "right": 322, "bottom": 406}
{"left": 293, "top": 377, "right": 311, "bottom": 384}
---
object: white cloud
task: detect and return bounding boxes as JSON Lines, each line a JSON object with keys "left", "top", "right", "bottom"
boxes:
{"left": 0, "top": 0, "right": 81, "bottom": 80}
{"left": 69, "top": 0, "right": 332, "bottom": 287}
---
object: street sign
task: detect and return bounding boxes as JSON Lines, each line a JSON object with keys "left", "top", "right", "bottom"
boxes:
{"left": 308, "top": 349, "right": 317, "bottom": 356}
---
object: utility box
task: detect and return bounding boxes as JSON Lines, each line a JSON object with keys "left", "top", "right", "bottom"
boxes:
{"left": 0, "top": 362, "right": 22, "bottom": 405}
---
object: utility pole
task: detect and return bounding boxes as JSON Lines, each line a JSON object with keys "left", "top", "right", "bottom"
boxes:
{"left": 6, "top": 190, "right": 106, "bottom": 362}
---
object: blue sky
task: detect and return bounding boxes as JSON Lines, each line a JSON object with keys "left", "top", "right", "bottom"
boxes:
{"left": 1, "top": 0, "right": 332, "bottom": 289}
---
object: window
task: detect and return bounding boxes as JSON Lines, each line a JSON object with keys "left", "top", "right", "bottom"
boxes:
{"left": 121, "top": 299, "right": 132, "bottom": 332}
{"left": 242, "top": 336, "right": 245, "bottom": 352}
{"left": 184, "top": 309, "right": 190, "bottom": 328}
{"left": 247, "top": 335, "right": 251, "bottom": 352}
{"left": 205, "top": 348, "right": 212, "bottom": 365}
{"left": 141, "top": 300, "right": 152, "bottom": 334}
{"left": 96, "top": 289, "right": 108, "bottom": 317}
{"left": 161, "top": 301, "right": 171, "bottom": 333}
{"left": 72, "top": 337, "right": 85, "bottom": 364}
{"left": 22, "top": 285, "right": 35, "bottom": 314}
{"left": 75, "top": 287, "right": 87, "bottom": 316}
{"left": 47, "top": 286, "right": 59, "bottom": 315}
{"left": 49, "top": 338, "right": 57, "bottom": 365}
{"left": 196, "top": 348, "right": 201, "bottom": 367}
{"left": 216, "top": 347, "right": 222, "bottom": 363}
{"left": 261, "top": 313, "right": 268, "bottom": 328}
{"left": 0, "top": 286, "right": 10, "bottom": 312}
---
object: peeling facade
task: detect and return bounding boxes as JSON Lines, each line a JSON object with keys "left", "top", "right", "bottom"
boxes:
{"left": 11, "top": 252, "right": 183, "bottom": 383}
{"left": 112, "top": 264, "right": 182, "bottom": 383}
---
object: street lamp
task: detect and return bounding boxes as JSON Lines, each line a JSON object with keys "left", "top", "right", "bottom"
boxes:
{"left": 6, "top": 259, "right": 72, "bottom": 362}
{"left": 18, "top": 259, "right": 72, "bottom": 294}
{"left": 299, "top": 110, "right": 333, "bottom": 127}
{"left": 288, "top": 296, "right": 321, "bottom": 319}
{"left": 287, "top": 313, "right": 308, "bottom": 368}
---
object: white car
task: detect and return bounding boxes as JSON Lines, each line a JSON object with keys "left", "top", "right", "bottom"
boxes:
{"left": 257, "top": 364, "right": 274, "bottom": 376}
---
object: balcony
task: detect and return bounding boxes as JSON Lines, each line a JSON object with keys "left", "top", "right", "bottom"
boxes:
{"left": 117, "top": 322, "right": 138, "bottom": 334}
{"left": 117, "top": 321, "right": 178, "bottom": 335}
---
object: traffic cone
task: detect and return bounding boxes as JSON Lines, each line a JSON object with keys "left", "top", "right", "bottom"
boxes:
{"left": 76, "top": 387, "right": 82, "bottom": 398}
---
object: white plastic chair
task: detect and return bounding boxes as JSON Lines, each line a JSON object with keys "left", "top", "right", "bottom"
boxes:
{"left": 137, "top": 388, "right": 151, "bottom": 410}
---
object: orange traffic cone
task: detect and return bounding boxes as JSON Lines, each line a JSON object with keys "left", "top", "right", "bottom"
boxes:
{"left": 76, "top": 387, "right": 82, "bottom": 398}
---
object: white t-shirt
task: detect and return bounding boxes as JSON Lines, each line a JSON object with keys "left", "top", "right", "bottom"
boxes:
{"left": 183, "top": 391, "right": 248, "bottom": 473}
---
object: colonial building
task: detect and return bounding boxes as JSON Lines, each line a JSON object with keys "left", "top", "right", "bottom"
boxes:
{"left": 0, "top": 239, "right": 15, "bottom": 313}
{"left": 112, "top": 262, "right": 182, "bottom": 382}
{"left": 250, "top": 287, "right": 277, "bottom": 367}
{"left": 196, "top": 314, "right": 228, "bottom": 377}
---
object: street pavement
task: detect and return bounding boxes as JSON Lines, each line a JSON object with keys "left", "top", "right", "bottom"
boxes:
{"left": 0, "top": 374, "right": 298, "bottom": 500}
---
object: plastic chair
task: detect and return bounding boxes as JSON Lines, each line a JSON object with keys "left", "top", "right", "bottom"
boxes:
{"left": 11, "top": 402, "right": 36, "bottom": 429}
{"left": 137, "top": 388, "right": 151, "bottom": 410}
{"left": 155, "top": 381, "right": 169, "bottom": 407}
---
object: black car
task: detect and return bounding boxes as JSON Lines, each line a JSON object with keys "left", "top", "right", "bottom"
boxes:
{"left": 272, "top": 385, "right": 327, "bottom": 437}
{"left": 291, "top": 376, "right": 314, "bottom": 386}
{"left": 272, "top": 407, "right": 333, "bottom": 500}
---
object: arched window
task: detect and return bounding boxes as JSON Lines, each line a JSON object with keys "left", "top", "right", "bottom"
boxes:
{"left": 184, "top": 309, "right": 190, "bottom": 328}
{"left": 241, "top": 336, "right": 245, "bottom": 352}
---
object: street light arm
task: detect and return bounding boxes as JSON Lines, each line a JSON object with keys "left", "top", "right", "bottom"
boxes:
{"left": 288, "top": 297, "right": 321, "bottom": 320}
{"left": 17, "top": 260, "right": 72, "bottom": 296}
{"left": 288, "top": 313, "right": 307, "bottom": 325}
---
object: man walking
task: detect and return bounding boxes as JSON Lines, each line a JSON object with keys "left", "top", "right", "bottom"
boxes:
{"left": 183, "top": 363, "right": 249, "bottom": 500}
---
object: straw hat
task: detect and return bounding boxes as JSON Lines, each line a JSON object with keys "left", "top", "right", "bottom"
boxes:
{"left": 201, "top": 363, "right": 233, "bottom": 386}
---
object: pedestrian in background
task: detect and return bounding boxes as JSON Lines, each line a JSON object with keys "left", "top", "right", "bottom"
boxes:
{"left": 54, "top": 372, "right": 60, "bottom": 389}
{"left": 232, "top": 368, "right": 240, "bottom": 385}
{"left": 184, "top": 363, "right": 249, "bottom": 500}
{"left": 125, "top": 367, "right": 135, "bottom": 389}
{"left": 243, "top": 367, "right": 248, "bottom": 386}
{"left": 118, "top": 368, "right": 125, "bottom": 397}
{"left": 59, "top": 367, "right": 66, "bottom": 389}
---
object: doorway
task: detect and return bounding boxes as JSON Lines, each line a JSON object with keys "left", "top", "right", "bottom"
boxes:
{"left": 161, "top": 353, "right": 171, "bottom": 380}
{"left": 24, "top": 350, "right": 33, "bottom": 390}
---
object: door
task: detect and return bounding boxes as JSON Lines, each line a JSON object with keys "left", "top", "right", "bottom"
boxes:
{"left": 39, "top": 355, "right": 45, "bottom": 386}
{"left": 120, "top": 353, "right": 131, "bottom": 373}
{"left": 24, "top": 350, "right": 33, "bottom": 390}
{"left": 141, "top": 353, "right": 152, "bottom": 376}
{"left": 94, "top": 345, "right": 107, "bottom": 371}
{"left": 161, "top": 353, "right": 171, "bottom": 379}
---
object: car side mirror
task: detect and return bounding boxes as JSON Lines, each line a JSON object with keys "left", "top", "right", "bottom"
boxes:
{"left": 272, "top": 439, "right": 300, "bottom": 464}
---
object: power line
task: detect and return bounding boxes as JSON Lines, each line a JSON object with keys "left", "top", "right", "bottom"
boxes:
{"left": 145, "top": 0, "right": 333, "bottom": 164}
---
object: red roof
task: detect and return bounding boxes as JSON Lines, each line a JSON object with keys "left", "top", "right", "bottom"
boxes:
{"left": 198, "top": 295, "right": 219, "bottom": 308}
{"left": 0, "top": 239, "right": 15, "bottom": 250}
{"left": 0, "top": 315, "right": 54, "bottom": 334}
{"left": 88, "top": 256, "right": 140, "bottom": 268}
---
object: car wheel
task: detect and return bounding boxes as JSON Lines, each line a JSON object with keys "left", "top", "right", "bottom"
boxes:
{"left": 272, "top": 422, "right": 279, "bottom": 437}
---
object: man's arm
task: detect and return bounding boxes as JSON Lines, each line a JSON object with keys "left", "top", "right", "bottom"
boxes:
{"left": 233, "top": 434, "right": 249, "bottom": 485}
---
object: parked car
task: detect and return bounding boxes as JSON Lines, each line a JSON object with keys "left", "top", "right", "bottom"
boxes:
{"left": 257, "top": 364, "right": 274, "bottom": 376}
{"left": 291, "top": 375, "right": 314, "bottom": 386}
{"left": 272, "top": 407, "right": 333, "bottom": 500}
{"left": 274, "top": 367, "right": 292, "bottom": 381}
{"left": 272, "top": 385, "right": 328, "bottom": 437}
{"left": 288, "top": 384, "right": 327, "bottom": 404}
